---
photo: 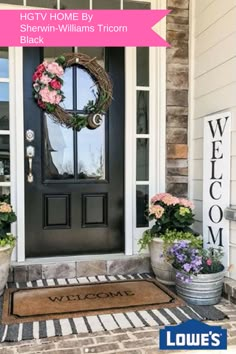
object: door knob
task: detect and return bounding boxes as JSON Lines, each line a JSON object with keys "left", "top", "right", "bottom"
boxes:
{"left": 26, "top": 145, "right": 35, "bottom": 183}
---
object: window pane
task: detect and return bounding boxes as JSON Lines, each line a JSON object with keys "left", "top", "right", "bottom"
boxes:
{"left": 0, "top": 187, "right": 10, "bottom": 201}
{"left": 0, "top": 135, "right": 10, "bottom": 182}
{"left": 61, "top": 67, "right": 73, "bottom": 110}
{"left": 44, "top": 114, "right": 74, "bottom": 180}
{"left": 27, "top": 0, "right": 57, "bottom": 8}
{"left": 77, "top": 121, "right": 105, "bottom": 180}
{"left": 137, "top": 47, "right": 149, "bottom": 86}
{"left": 136, "top": 185, "right": 149, "bottom": 227}
{"left": 124, "top": 0, "right": 150, "bottom": 9}
{"left": 44, "top": 47, "right": 73, "bottom": 62}
{"left": 0, "top": 83, "right": 9, "bottom": 130}
{"left": 60, "top": 0, "right": 89, "bottom": 9}
{"left": 136, "top": 138, "right": 149, "bottom": 181}
{"left": 78, "top": 48, "right": 105, "bottom": 68}
{"left": 77, "top": 68, "right": 99, "bottom": 111}
{"left": 0, "top": 48, "right": 8, "bottom": 78}
{"left": 93, "top": 0, "right": 120, "bottom": 9}
{"left": 0, "top": 83, "right": 9, "bottom": 102}
{"left": 1, "top": 0, "right": 23, "bottom": 4}
{"left": 137, "top": 91, "right": 149, "bottom": 134}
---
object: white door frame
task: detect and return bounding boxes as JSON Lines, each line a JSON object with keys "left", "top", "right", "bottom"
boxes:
{"left": 4, "top": 0, "right": 167, "bottom": 262}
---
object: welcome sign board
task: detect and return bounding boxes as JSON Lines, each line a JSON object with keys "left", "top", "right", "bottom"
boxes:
{"left": 203, "top": 111, "right": 231, "bottom": 267}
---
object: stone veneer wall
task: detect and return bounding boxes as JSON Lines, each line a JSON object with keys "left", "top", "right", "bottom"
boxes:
{"left": 166, "top": 0, "right": 189, "bottom": 197}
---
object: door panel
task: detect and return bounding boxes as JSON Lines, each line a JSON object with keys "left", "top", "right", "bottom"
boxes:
{"left": 24, "top": 47, "right": 124, "bottom": 257}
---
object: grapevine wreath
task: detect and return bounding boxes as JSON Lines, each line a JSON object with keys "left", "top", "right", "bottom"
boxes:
{"left": 32, "top": 53, "right": 113, "bottom": 130}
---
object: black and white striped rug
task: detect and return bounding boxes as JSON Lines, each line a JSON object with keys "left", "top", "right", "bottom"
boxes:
{"left": 0, "top": 273, "right": 227, "bottom": 342}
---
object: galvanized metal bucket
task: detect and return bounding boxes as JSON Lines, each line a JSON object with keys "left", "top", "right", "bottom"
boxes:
{"left": 175, "top": 268, "right": 225, "bottom": 305}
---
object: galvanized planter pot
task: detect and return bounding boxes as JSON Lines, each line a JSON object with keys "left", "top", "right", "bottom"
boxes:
{"left": 175, "top": 268, "right": 225, "bottom": 305}
{"left": 149, "top": 238, "right": 175, "bottom": 285}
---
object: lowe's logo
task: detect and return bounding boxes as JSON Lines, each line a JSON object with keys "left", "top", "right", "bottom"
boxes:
{"left": 160, "top": 319, "right": 227, "bottom": 350}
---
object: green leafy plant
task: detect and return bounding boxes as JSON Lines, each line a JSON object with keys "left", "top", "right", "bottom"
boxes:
{"left": 0, "top": 233, "right": 16, "bottom": 248}
{"left": 138, "top": 228, "right": 202, "bottom": 252}
{"left": 161, "top": 229, "right": 203, "bottom": 257}
{"left": 138, "top": 229, "right": 153, "bottom": 251}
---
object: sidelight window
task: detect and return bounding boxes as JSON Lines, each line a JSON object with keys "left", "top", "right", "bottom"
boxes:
{"left": 0, "top": 48, "right": 10, "bottom": 197}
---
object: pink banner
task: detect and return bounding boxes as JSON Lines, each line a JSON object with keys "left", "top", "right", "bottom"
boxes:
{"left": 0, "top": 10, "right": 170, "bottom": 47}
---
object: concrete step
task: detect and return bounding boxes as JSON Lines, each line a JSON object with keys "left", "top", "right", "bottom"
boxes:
{"left": 9, "top": 255, "right": 151, "bottom": 283}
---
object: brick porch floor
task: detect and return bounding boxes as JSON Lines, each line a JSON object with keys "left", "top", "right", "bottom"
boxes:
{"left": 0, "top": 298, "right": 235, "bottom": 354}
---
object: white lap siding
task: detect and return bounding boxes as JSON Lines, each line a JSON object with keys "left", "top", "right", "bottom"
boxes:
{"left": 189, "top": 0, "right": 236, "bottom": 279}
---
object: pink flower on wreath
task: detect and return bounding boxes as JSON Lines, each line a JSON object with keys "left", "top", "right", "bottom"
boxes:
{"left": 162, "top": 194, "right": 179, "bottom": 206}
{"left": 54, "top": 94, "right": 62, "bottom": 104}
{"left": 47, "top": 62, "right": 64, "bottom": 76}
{"left": 43, "top": 60, "right": 49, "bottom": 68}
{"left": 179, "top": 198, "right": 194, "bottom": 210}
{"left": 206, "top": 259, "right": 212, "bottom": 266}
{"left": 36, "top": 63, "right": 46, "bottom": 73}
{"left": 40, "top": 74, "right": 52, "bottom": 85}
{"left": 149, "top": 205, "right": 164, "bottom": 219}
{"left": 32, "top": 71, "right": 42, "bottom": 82}
{"left": 37, "top": 99, "right": 46, "bottom": 109}
{"left": 33, "top": 82, "right": 40, "bottom": 91}
{"left": 50, "top": 79, "right": 61, "bottom": 90}
{"left": 39, "top": 87, "right": 62, "bottom": 105}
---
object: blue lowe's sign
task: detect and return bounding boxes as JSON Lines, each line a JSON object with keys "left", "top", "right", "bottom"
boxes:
{"left": 159, "top": 319, "right": 227, "bottom": 350}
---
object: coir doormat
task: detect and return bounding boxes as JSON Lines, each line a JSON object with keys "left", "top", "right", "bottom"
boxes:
{"left": 0, "top": 274, "right": 228, "bottom": 342}
{"left": 2, "top": 278, "right": 184, "bottom": 324}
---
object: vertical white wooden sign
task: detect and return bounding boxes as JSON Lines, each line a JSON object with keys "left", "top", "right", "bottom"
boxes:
{"left": 203, "top": 111, "right": 231, "bottom": 267}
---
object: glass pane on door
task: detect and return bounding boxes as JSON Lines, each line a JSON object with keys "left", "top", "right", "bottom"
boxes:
{"left": 44, "top": 114, "right": 74, "bottom": 180}
{"left": 77, "top": 121, "right": 105, "bottom": 180}
{"left": 61, "top": 0, "right": 89, "bottom": 9}
{"left": 77, "top": 68, "right": 99, "bottom": 111}
{"left": 27, "top": 0, "right": 57, "bottom": 8}
{"left": 93, "top": 0, "right": 120, "bottom": 9}
{"left": 60, "top": 67, "right": 73, "bottom": 110}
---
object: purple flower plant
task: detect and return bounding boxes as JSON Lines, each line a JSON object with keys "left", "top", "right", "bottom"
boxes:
{"left": 166, "top": 241, "right": 203, "bottom": 283}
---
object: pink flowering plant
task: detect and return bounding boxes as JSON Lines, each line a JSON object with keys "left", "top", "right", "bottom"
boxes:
{"left": 148, "top": 193, "right": 195, "bottom": 235}
{"left": 32, "top": 57, "right": 65, "bottom": 113}
{"left": 0, "top": 198, "right": 17, "bottom": 247}
{"left": 166, "top": 241, "right": 224, "bottom": 283}
{"left": 138, "top": 193, "right": 198, "bottom": 251}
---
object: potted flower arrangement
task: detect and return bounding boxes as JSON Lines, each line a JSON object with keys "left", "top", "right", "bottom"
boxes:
{"left": 166, "top": 241, "right": 225, "bottom": 305}
{"left": 138, "top": 193, "right": 202, "bottom": 285}
{"left": 0, "top": 197, "right": 17, "bottom": 295}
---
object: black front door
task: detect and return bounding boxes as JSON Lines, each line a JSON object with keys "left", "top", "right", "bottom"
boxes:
{"left": 24, "top": 47, "right": 124, "bottom": 257}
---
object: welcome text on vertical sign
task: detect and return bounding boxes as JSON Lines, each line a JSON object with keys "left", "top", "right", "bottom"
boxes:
{"left": 203, "top": 112, "right": 231, "bottom": 267}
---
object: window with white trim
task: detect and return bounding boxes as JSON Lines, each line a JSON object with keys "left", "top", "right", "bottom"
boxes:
{"left": 0, "top": 47, "right": 10, "bottom": 198}
{"left": 136, "top": 47, "right": 150, "bottom": 227}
